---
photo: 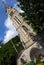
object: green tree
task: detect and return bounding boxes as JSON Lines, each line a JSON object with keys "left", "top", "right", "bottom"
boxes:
{"left": 0, "top": 40, "right": 3, "bottom": 46}
{"left": 24, "top": 61, "right": 44, "bottom": 65}
{"left": 17, "top": 0, "right": 44, "bottom": 33}
{"left": 0, "top": 36, "right": 23, "bottom": 65}
{"left": 24, "top": 61, "right": 35, "bottom": 65}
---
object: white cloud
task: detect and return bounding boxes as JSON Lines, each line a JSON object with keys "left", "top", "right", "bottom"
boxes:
{"left": 2, "top": 0, "right": 5, "bottom": 2}
{"left": 2, "top": 0, "right": 6, "bottom": 2}
{"left": 3, "top": 2, "right": 24, "bottom": 44}
{"left": 3, "top": 17, "right": 18, "bottom": 43}
{"left": 13, "top": 2, "right": 24, "bottom": 13}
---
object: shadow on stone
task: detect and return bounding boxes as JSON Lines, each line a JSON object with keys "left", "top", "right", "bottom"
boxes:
{"left": 30, "top": 48, "right": 43, "bottom": 61}
{"left": 32, "top": 33, "right": 44, "bottom": 48}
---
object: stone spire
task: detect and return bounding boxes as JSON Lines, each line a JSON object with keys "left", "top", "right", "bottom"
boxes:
{"left": 5, "top": 2, "right": 36, "bottom": 48}
{"left": 2, "top": 2, "right": 8, "bottom": 8}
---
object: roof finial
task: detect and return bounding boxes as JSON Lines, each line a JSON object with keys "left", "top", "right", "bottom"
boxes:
{"left": 2, "top": 1, "right": 8, "bottom": 9}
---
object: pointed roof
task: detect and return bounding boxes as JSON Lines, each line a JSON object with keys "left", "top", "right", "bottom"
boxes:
{"left": 2, "top": 1, "right": 18, "bottom": 15}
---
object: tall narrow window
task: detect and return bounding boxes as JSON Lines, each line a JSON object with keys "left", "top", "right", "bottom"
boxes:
{"left": 10, "top": 11, "right": 14, "bottom": 17}
{"left": 22, "top": 25, "right": 28, "bottom": 32}
{"left": 14, "top": 16, "right": 21, "bottom": 24}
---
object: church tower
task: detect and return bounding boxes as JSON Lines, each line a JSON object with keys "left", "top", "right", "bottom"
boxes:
{"left": 4, "top": 3, "right": 36, "bottom": 48}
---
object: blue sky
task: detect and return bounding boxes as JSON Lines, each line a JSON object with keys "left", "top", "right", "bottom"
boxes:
{"left": 0, "top": 0, "right": 19, "bottom": 43}
{"left": 0, "top": 0, "right": 24, "bottom": 43}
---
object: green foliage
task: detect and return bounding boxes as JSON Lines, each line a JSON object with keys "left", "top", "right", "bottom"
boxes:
{"left": 0, "top": 36, "right": 23, "bottom": 65}
{"left": 0, "top": 40, "right": 3, "bottom": 46}
{"left": 24, "top": 60, "right": 44, "bottom": 65}
{"left": 28, "top": 61, "right": 35, "bottom": 65}
{"left": 0, "top": 41, "right": 17, "bottom": 65}
{"left": 11, "top": 36, "right": 24, "bottom": 52}
{"left": 17, "top": 0, "right": 44, "bottom": 33}
{"left": 24, "top": 61, "right": 35, "bottom": 65}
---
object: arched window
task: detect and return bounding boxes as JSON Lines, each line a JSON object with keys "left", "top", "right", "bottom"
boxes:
{"left": 14, "top": 16, "right": 21, "bottom": 24}
{"left": 22, "top": 25, "right": 28, "bottom": 32}
{"left": 10, "top": 11, "right": 14, "bottom": 17}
